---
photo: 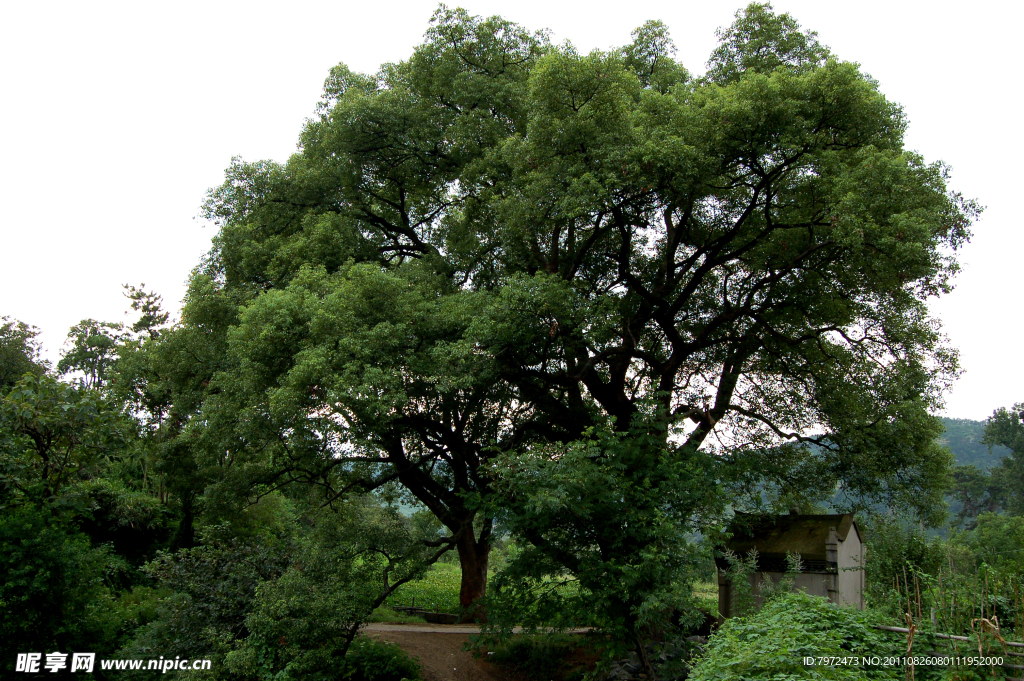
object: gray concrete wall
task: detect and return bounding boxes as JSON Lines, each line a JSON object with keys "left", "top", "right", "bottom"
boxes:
{"left": 837, "top": 532, "right": 864, "bottom": 609}
{"left": 719, "top": 571, "right": 834, "bottom": 616}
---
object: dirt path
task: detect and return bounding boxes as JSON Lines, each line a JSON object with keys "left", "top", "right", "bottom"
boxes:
{"left": 363, "top": 624, "right": 513, "bottom": 681}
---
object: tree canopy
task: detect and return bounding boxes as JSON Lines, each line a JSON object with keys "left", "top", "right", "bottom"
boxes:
{"left": 130, "top": 1, "right": 976, "bottom": 653}
{"left": 981, "top": 404, "right": 1024, "bottom": 515}
{"left": 0, "top": 317, "right": 47, "bottom": 393}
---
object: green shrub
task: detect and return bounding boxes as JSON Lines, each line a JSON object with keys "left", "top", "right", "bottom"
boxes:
{"left": 341, "top": 637, "right": 422, "bottom": 681}
{"left": 225, "top": 501, "right": 437, "bottom": 680}
{"left": 489, "top": 634, "right": 589, "bottom": 681}
{"left": 689, "top": 592, "right": 902, "bottom": 681}
{"left": 227, "top": 635, "right": 421, "bottom": 681}
{"left": 118, "top": 534, "right": 292, "bottom": 677}
{"left": 860, "top": 514, "right": 945, "bottom": 607}
{"left": 958, "top": 513, "right": 1024, "bottom": 575}
{"left": 0, "top": 507, "right": 123, "bottom": 664}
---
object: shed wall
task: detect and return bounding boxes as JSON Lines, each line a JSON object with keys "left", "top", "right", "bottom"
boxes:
{"left": 836, "top": 531, "right": 864, "bottom": 609}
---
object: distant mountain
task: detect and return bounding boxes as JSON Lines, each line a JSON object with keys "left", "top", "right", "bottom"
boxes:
{"left": 938, "top": 417, "right": 1011, "bottom": 470}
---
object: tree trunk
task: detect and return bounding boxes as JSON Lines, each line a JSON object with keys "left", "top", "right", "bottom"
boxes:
{"left": 633, "top": 629, "right": 658, "bottom": 681}
{"left": 456, "top": 528, "right": 490, "bottom": 623}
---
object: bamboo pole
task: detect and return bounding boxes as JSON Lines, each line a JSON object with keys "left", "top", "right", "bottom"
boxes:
{"left": 1011, "top": 577, "right": 1019, "bottom": 647}
{"left": 921, "top": 569, "right": 929, "bottom": 622}
{"left": 983, "top": 569, "right": 988, "bottom": 623}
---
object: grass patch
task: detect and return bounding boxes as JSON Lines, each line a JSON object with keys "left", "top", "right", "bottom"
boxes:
{"left": 693, "top": 580, "right": 719, "bottom": 617}
{"left": 367, "top": 606, "right": 427, "bottom": 624}
{"left": 386, "top": 562, "right": 461, "bottom": 614}
{"left": 693, "top": 580, "right": 717, "bottom": 601}
{"left": 488, "top": 633, "right": 597, "bottom": 681}
{"left": 384, "top": 564, "right": 719, "bottom": 623}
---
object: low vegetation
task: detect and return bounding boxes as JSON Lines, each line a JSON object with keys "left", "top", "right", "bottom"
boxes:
{"left": 690, "top": 592, "right": 903, "bottom": 681}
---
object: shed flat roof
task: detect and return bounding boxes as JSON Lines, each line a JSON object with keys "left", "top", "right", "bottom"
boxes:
{"left": 723, "top": 513, "right": 860, "bottom": 563}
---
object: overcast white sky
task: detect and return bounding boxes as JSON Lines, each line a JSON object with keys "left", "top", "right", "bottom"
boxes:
{"left": 1, "top": 0, "right": 1020, "bottom": 420}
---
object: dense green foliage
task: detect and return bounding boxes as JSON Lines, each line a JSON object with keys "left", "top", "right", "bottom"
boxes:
{"left": 0, "top": 507, "right": 121, "bottom": 656}
{"left": 690, "top": 592, "right": 902, "bottom": 680}
{"left": 488, "top": 633, "right": 593, "bottom": 681}
{"left": 121, "top": 531, "right": 293, "bottom": 668}
{"left": 860, "top": 508, "right": 1022, "bottom": 681}
{"left": 944, "top": 411, "right": 1024, "bottom": 527}
{"left": 0, "top": 317, "right": 47, "bottom": 391}
{"left": 224, "top": 500, "right": 443, "bottom": 678}
{"left": 980, "top": 405, "right": 1024, "bottom": 516}
{"left": 0, "top": 373, "right": 126, "bottom": 506}
{"left": 0, "top": 308, "right": 429, "bottom": 678}
{"left": 485, "top": 417, "right": 714, "bottom": 660}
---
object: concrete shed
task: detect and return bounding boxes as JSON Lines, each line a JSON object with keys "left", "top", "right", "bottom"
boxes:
{"left": 716, "top": 513, "right": 864, "bottom": 617}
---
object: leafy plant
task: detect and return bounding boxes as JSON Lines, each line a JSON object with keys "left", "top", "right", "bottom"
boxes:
{"left": 758, "top": 551, "right": 806, "bottom": 604}
{"left": 225, "top": 499, "right": 445, "bottom": 679}
{"left": 721, "top": 548, "right": 759, "bottom": 618}
{"left": 487, "top": 415, "right": 718, "bottom": 676}
{"left": 118, "top": 530, "right": 292, "bottom": 673}
{"left": 488, "top": 633, "right": 592, "bottom": 681}
{"left": 0, "top": 317, "right": 47, "bottom": 393}
{"left": 690, "top": 591, "right": 902, "bottom": 681}
{"left": 338, "top": 637, "right": 422, "bottom": 681}
{"left": 0, "top": 507, "right": 123, "bottom": 667}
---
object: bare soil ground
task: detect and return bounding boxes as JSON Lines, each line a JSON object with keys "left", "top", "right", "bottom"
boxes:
{"left": 363, "top": 624, "right": 514, "bottom": 681}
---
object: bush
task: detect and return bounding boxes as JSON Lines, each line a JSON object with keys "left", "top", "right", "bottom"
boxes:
{"left": 225, "top": 501, "right": 438, "bottom": 680}
{"left": 341, "top": 637, "right": 422, "bottom": 681}
{"left": 0, "top": 507, "right": 123, "bottom": 666}
{"left": 227, "top": 635, "right": 421, "bottom": 681}
{"left": 959, "top": 513, "right": 1024, "bottom": 575}
{"left": 70, "top": 478, "right": 173, "bottom": 570}
{"left": 689, "top": 592, "right": 902, "bottom": 681}
{"left": 118, "top": 532, "right": 292, "bottom": 676}
{"left": 488, "top": 634, "right": 591, "bottom": 681}
{"left": 860, "top": 514, "right": 945, "bottom": 607}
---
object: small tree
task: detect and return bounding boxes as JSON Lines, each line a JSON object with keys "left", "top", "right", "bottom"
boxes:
{"left": 0, "top": 317, "right": 47, "bottom": 393}
{"left": 0, "top": 373, "right": 124, "bottom": 505}
{"left": 58, "top": 320, "right": 126, "bottom": 390}
{"left": 225, "top": 499, "right": 445, "bottom": 679}
{"left": 488, "top": 415, "right": 716, "bottom": 676}
{"left": 982, "top": 404, "right": 1024, "bottom": 515}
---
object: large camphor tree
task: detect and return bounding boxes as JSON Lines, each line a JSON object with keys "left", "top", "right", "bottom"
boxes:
{"left": 173, "top": 3, "right": 974, "bottom": 634}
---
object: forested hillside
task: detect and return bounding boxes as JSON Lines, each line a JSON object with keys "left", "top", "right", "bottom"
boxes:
{"left": 939, "top": 416, "right": 1010, "bottom": 469}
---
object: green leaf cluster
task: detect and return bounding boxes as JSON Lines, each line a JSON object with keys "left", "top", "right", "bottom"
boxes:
{"left": 0, "top": 317, "right": 47, "bottom": 392}
{"left": 0, "top": 506, "right": 124, "bottom": 661}
{"left": 690, "top": 591, "right": 902, "bottom": 681}
{"left": 484, "top": 415, "right": 718, "bottom": 661}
